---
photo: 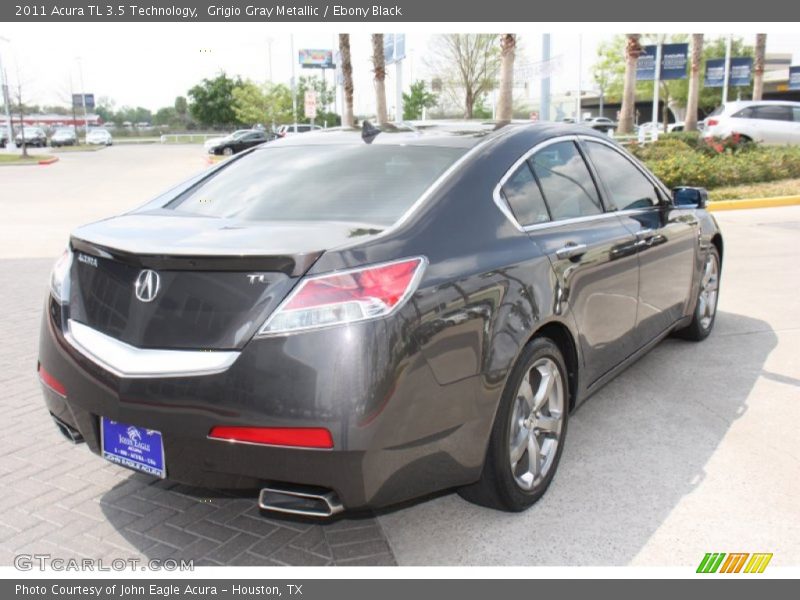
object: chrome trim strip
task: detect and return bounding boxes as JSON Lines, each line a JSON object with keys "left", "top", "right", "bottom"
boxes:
{"left": 64, "top": 319, "right": 240, "bottom": 378}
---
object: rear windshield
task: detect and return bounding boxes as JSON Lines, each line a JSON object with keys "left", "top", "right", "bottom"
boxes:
{"left": 167, "top": 145, "right": 466, "bottom": 226}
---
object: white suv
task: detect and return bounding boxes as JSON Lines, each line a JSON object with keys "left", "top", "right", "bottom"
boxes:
{"left": 276, "top": 123, "right": 322, "bottom": 137}
{"left": 703, "top": 101, "right": 800, "bottom": 145}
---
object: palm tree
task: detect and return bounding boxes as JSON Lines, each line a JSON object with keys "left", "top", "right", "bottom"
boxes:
{"left": 618, "top": 34, "right": 641, "bottom": 135}
{"left": 752, "top": 34, "right": 767, "bottom": 101}
{"left": 496, "top": 34, "right": 516, "bottom": 121}
{"left": 684, "top": 34, "right": 704, "bottom": 132}
{"left": 338, "top": 34, "right": 354, "bottom": 128}
{"left": 371, "top": 34, "right": 388, "bottom": 125}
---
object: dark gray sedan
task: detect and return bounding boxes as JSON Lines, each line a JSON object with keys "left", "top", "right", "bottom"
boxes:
{"left": 38, "top": 122, "right": 722, "bottom": 516}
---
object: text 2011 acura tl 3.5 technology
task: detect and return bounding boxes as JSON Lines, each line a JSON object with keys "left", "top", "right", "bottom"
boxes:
{"left": 38, "top": 123, "right": 723, "bottom": 516}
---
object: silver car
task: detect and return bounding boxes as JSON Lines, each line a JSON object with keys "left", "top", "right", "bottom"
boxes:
{"left": 703, "top": 101, "right": 800, "bottom": 144}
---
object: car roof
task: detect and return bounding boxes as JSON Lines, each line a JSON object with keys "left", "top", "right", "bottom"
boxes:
{"left": 265, "top": 121, "right": 618, "bottom": 150}
{"left": 724, "top": 100, "right": 800, "bottom": 109}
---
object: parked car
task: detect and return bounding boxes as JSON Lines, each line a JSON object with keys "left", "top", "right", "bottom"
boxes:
{"left": 276, "top": 123, "right": 322, "bottom": 137}
{"left": 50, "top": 128, "right": 79, "bottom": 147}
{"left": 86, "top": 128, "right": 113, "bottom": 146}
{"left": 584, "top": 117, "right": 616, "bottom": 133}
{"left": 703, "top": 100, "right": 800, "bottom": 144}
{"left": 38, "top": 123, "right": 722, "bottom": 517}
{"left": 207, "top": 129, "right": 274, "bottom": 156}
{"left": 15, "top": 126, "right": 47, "bottom": 147}
{"left": 0, "top": 130, "right": 7, "bottom": 149}
{"left": 203, "top": 130, "right": 252, "bottom": 152}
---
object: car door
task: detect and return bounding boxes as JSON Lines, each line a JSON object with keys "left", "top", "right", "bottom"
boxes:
{"left": 582, "top": 138, "right": 698, "bottom": 350}
{"left": 790, "top": 106, "right": 800, "bottom": 144}
{"left": 748, "top": 104, "right": 794, "bottom": 144}
{"left": 501, "top": 139, "right": 640, "bottom": 385}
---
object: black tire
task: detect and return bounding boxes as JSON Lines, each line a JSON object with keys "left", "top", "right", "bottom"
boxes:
{"left": 676, "top": 246, "right": 721, "bottom": 341}
{"left": 222, "top": 146, "right": 234, "bottom": 156}
{"left": 458, "top": 337, "right": 570, "bottom": 511}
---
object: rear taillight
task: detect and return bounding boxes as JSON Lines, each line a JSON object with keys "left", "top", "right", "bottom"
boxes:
{"left": 50, "top": 247, "right": 72, "bottom": 304}
{"left": 706, "top": 119, "right": 719, "bottom": 127}
{"left": 259, "top": 257, "right": 426, "bottom": 335}
{"left": 208, "top": 426, "right": 333, "bottom": 449}
{"left": 38, "top": 365, "right": 67, "bottom": 396}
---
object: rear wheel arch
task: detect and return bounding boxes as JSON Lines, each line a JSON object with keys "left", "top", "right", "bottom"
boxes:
{"left": 526, "top": 321, "right": 580, "bottom": 411}
{"left": 711, "top": 233, "right": 723, "bottom": 265}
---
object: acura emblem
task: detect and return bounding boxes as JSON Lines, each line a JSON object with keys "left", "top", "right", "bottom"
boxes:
{"left": 134, "top": 270, "right": 160, "bottom": 303}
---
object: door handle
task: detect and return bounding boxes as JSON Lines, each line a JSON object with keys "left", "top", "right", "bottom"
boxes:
{"left": 555, "top": 243, "right": 588, "bottom": 260}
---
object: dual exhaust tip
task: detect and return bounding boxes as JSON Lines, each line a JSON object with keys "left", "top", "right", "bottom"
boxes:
{"left": 258, "top": 484, "right": 344, "bottom": 518}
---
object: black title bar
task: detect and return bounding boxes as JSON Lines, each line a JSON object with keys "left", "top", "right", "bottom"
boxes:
{"left": 2, "top": 0, "right": 797, "bottom": 22}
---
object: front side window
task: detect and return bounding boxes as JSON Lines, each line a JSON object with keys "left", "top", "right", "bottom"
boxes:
{"left": 167, "top": 145, "right": 466, "bottom": 226}
{"left": 501, "top": 163, "right": 550, "bottom": 226}
{"left": 529, "top": 141, "right": 602, "bottom": 221}
{"left": 584, "top": 142, "right": 660, "bottom": 210}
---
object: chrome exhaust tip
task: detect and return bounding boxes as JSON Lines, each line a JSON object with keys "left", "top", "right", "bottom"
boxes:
{"left": 258, "top": 484, "right": 344, "bottom": 518}
{"left": 50, "top": 413, "right": 84, "bottom": 444}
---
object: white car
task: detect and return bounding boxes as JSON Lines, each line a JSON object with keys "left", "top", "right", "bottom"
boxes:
{"left": 86, "top": 128, "right": 113, "bottom": 146}
{"left": 703, "top": 101, "right": 800, "bottom": 145}
{"left": 276, "top": 123, "right": 322, "bottom": 137}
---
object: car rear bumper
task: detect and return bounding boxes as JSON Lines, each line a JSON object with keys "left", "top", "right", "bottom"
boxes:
{"left": 38, "top": 296, "right": 495, "bottom": 510}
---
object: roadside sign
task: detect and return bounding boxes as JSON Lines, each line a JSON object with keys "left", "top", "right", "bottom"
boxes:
{"left": 72, "top": 93, "right": 95, "bottom": 109}
{"left": 304, "top": 90, "right": 317, "bottom": 120}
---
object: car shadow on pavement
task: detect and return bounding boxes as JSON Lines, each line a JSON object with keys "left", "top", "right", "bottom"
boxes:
{"left": 372, "top": 310, "right": 779, "bottom": 565}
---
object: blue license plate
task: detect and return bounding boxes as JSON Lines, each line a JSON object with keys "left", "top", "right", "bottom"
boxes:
{"left": 100, "top": 417, "right": 166, "bottom": 478}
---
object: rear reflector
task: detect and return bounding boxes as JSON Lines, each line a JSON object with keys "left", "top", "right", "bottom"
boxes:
{"left": 38, "top": 365, "right": 67, "bottom": 396}
{"left": 208, "top": 426, "right": 334, "bottom": 449}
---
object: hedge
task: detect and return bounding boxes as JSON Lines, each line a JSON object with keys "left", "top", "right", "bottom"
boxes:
{"left": 628, "top": 136, "right": 800, "bottom": 190}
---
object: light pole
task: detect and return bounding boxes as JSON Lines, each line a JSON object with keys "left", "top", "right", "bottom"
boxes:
{"left": 290, "top": 34, "right": 297, "bottom": 124}
{"left": 75, "top": 56, "right": 90, "bottom": 143}
{"left": 0, "top": 36, "right": 15, "bottom": 150}
{"left": 266, "top": 37, "right": 273, "bottom": 82}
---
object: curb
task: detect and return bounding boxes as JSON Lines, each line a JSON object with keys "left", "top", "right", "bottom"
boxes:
{"left": 708, "top": 195, "right": 800, "bottom": 212}
{"left": 38, "top": 156, "right": 59, "bottom": 165}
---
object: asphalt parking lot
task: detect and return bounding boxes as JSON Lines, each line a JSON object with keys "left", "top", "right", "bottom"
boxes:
{"left": 1, "top": 145, "right": 798, "bottom": 567}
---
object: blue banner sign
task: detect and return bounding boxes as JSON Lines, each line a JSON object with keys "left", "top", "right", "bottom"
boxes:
{"left": 636, "top": 45, "right": 657, "bottom": 81}
{"left": 705, "top": 57, "right": 752, "bottom": 88}
{"left": 660, "top": 43, "right": 688, "bottom": 80}
{"left": 790, "top": 66, "right": 800, "bottom": 91}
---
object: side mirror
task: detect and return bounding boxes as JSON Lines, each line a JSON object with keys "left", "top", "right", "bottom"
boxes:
{"left": 672, "top": 186, "right": 708, "bottom": 209}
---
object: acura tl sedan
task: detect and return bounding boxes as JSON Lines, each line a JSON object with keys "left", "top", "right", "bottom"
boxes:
{"left": 38, "top": 122, "right": 722, "bottom": 517}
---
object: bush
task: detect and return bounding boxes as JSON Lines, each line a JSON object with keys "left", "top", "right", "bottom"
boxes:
{"left": 629, "top": 136, "right": 800, "bottom": 189}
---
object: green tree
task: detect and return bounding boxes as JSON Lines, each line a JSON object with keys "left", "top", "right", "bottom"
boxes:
{"left": 232, "top": 81, "right": 293, "bottom": 126}
{"left": 153, "top": 106, "right": 178, "bottom": 127}
{"left": 174, "top": 96, "right": 188, "bottom": 117}
{"left": 188, "top": 72, "right": 245, "bottom": 128}
{"left": 402, "top": 80, "right": 438, "bottom": 120}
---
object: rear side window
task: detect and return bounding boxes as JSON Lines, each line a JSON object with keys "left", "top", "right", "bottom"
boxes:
{"left": 584, "top": 142, "right": 660, "bottom": 210}
{"left": 501, "top": 163, "right": 550, "bottom": 226}
{"left": 751, "top": 105, "right": 793, "bottom": 121}
{"left": 167, "top": 145, "right": 466, "bottom": 226}
{"left": 529, "top": 141, "right": 602, "bottom": 221}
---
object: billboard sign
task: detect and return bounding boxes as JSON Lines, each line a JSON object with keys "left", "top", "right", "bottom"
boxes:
{"left": 299, "top": 49, "right": 334, "bottom": 69}
{"left": 72, "top": 93, "right": 95, "bottom": 109}
{"left": 705, "top": 59, "right": 725, "bottom": 87}
{"left": 789, "top": 66, "right": 800, "bottom": 91}
{"left": 660, "top": 43, "right": 688, "bottom": 80}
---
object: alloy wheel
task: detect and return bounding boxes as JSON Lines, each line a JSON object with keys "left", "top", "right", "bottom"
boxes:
{"left": 508, "top": 357, "right": 565, "bottom": 491}
{"left": 697, "top": 252, "right": 719, "bottom": 330}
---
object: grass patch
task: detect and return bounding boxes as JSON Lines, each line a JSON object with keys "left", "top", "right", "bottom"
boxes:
{"left": 708, "top": 178, "right": 800, "bottom": 202}
{"left": 0, "top": 153, "right": 54, "bottom": 165}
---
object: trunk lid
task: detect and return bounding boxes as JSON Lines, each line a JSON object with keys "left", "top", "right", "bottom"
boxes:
{"left": 67, "top": 213, "right": 382, "bottom": 350}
